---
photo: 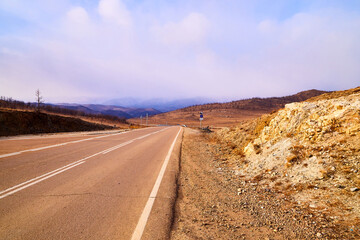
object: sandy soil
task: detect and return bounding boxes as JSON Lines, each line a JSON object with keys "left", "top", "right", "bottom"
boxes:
{"left": 170, "top": 128, "right": 359, "bottom": 240}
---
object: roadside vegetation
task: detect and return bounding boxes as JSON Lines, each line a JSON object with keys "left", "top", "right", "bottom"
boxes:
{"left": 0, "top": 96, "right": 127, "bottom": 124}
{"left": 0, "top": 108, "right": 115, "bottom": 136}
{"left": 0, "top": 95, "right": 130, "bottom": 136}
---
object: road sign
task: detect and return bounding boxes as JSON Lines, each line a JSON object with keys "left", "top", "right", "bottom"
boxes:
{"left": 200, "top": 112, "right": 203, "bottom": 120}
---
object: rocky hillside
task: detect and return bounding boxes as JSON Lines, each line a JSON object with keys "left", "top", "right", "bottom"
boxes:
{"left": 215, "top": 86, "right": 360, "bottom": 236}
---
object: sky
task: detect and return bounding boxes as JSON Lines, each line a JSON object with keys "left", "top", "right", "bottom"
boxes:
{"left": 1, "top": 0, "right": 360, "bottom": 103}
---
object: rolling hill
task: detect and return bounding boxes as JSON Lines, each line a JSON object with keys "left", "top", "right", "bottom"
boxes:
{"left": 129, "top": 89, "right": 328, "bottom": 127}
{"left": 0, "top": 109, "right": 114, "bottom": 136}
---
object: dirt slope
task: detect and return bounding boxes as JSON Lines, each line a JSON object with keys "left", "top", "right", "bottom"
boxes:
{"left": 213, "top": 86, "right": 360, "bottom": 238}
{"left": 171, "top": 129, "right": 335, "bottom": 239}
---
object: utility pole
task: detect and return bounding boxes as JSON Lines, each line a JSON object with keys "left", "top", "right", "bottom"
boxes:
{"left": 146, "top": 113, "right": 148, "bottom": 126}
{"left": 140, "top": 115, "right": 143, "bottom": 125}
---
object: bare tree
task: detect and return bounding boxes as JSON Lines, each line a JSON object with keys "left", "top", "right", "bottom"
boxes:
{"left": 35, "top": 89, "right": 44, "bottom": 112}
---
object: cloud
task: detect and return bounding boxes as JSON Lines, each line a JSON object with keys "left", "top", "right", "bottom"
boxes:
{"left": 98, "top": 0, "right": 132, "bottom": 27}
{"left": 64, "top": 6, "right": 92, "bottom": 38}
{"left": 66, "top": 7, "right": 89, "bottom": 25}
{"left": 151, "top": 12, "right": 209, "bottom": 47}
{"left": 0, "top": 1, "right": 360, "bottom": 103}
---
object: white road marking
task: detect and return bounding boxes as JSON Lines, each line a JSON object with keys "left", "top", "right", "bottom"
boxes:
{"left": 0, "top": 130, "right": 125, "bottom": 141}
{"left": 102, "top": 140, "right": 134, "bottom": 154}
{"left": 0, "top": 132, "right": 123, "bottom": 159}
{"left": 0, "top": 161, "right": 86, "bottom": 199}
{"left": 0, "top": 127, "right": 169, "bottom": 199}
{"left": 0, "top": 128, "right": 161, "bottom": 159}
{"left": 131, "top": 127, "right": 182, "bottom": 240}
{"left": 0, "top": 160, "right": 86, "bottom": 196}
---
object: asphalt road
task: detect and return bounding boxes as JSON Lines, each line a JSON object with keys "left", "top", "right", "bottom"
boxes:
{"left": 0, "top": 126, "right": 182, "bottom": 240}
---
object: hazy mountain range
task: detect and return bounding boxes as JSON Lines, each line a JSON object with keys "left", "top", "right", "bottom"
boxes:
{"left": 103, "top": 97, "right": 215, "bottom": 112}
{"left": 54, "top": 91, "right": 328, "bottom": 121}
{"left": 54, "top": 103, "right": 161, "bottom": 119}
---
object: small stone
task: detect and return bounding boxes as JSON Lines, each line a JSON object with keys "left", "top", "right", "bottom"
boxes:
{"left": 316, "top": 232, "right": 322, "bottom": 238}
{"left": 350, "top": 187, "right": 359, "bottom": 192}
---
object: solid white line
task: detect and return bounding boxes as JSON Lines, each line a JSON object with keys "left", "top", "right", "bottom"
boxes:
{"left": 131, "top": 127, "right": 182, "bottom": 240}
{"left": 0, "top": 131, "right": 127, "bottom": 159}
{"left": 102, "top": 140, "right": 134, "bottom": 154}
{"left": 0, "top": 127, "right": 169, "bottom": 199}
{"left": 0, "top": 159, "right": 85, "bottom": 195}
{"left": 0, "top": 152, "right": 21, "bottom": 158}
{"left": 0, "top": 148, "right": 108, "bottom": 197}
{"left": 0, "top": 161, "right": 86, "bottom": 199}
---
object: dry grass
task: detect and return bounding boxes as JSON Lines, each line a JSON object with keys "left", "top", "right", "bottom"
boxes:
{"left": 210, "top": 87, "right": 360, "bottom": 235}
{"left": 306, "top": 86, "right": 360, "bottom": 102}
{"left": 0, "top": 108, "right": 115, "bottom": 136}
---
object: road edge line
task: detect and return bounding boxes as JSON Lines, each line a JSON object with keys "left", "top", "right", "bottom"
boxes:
{"left": 131, "top": 127, "right": 182, "bottom": 240}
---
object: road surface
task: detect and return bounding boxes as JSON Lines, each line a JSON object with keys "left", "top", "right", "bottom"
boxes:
{"left": 0, "top": 126, "right": 182, "bottom": 240}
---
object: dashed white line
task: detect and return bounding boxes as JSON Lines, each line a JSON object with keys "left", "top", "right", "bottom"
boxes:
{"left": 0, "top": 129, "right": 146, "bottom": 159}
{"left": 0, "top": 127, "right": 170, "bottom": 199}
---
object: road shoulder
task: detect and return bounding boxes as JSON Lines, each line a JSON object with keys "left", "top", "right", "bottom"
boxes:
{"left": 140, "top": 127, "right": 183, "bottom": 240}
{"left": 170, "top": 128, "right": 331, "bottom": 240}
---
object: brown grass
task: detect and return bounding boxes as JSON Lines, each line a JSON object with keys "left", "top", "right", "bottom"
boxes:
{"left": 0, "top": 108, "right": 115, "bottom": 136}
{"left": 306, "top": 86, "right": 360, "bottom": 102}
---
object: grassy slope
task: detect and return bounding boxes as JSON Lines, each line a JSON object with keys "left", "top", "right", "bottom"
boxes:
{"left": 0, "top": 109, "right": 114, "bottom": 136}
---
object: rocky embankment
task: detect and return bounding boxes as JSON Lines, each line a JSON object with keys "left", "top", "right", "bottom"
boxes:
{"left": 216, "top": 87, "right": 360, "bottom": 238}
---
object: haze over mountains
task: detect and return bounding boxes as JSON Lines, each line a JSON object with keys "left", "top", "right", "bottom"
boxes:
{"left": 103, "top": 97, "right": 214, "bottom": 112}
{"left": 55, "top": 103, "right": 161, "bottom": 119}
{"left": 54, "top": 97, "right": 217, "bottom": 119}
{"left": 53, "top": 89, "right": 328, "bottom": 121}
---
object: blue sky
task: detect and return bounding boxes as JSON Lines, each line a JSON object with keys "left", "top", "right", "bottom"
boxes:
{"left": 1, "top": 0, "right": 360, "bottom": 103}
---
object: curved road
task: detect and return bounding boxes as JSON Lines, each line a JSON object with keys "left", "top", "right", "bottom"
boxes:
{"left": 0, "top": 126, "right": 182, "bottom": 240}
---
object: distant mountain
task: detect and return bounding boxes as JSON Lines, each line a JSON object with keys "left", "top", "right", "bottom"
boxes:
{"left": 55, "top": 103, "right": 161, "bottom": 119}
{"left": 103, "top": 97, "right": 214, "bottom": 112}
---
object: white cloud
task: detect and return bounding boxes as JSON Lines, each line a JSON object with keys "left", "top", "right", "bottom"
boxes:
{"left": 1, "top": 1, "right": 360, "bottom": 103}
{"left": 151, "top": 12, "right": 209, "bottom": 47}
{"left": 66, "top": 6, "right": 89, "bottom": 25}
{"left": 64, "top": 6, "right": 93, "bottom": 38}
{"left": 98, "top": 0, "right": 132, "bottom": 27}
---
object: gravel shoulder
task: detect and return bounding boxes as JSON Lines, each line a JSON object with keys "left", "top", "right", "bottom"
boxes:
{"left": 170, "top": 128, "right": 358, "bottom": 240}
